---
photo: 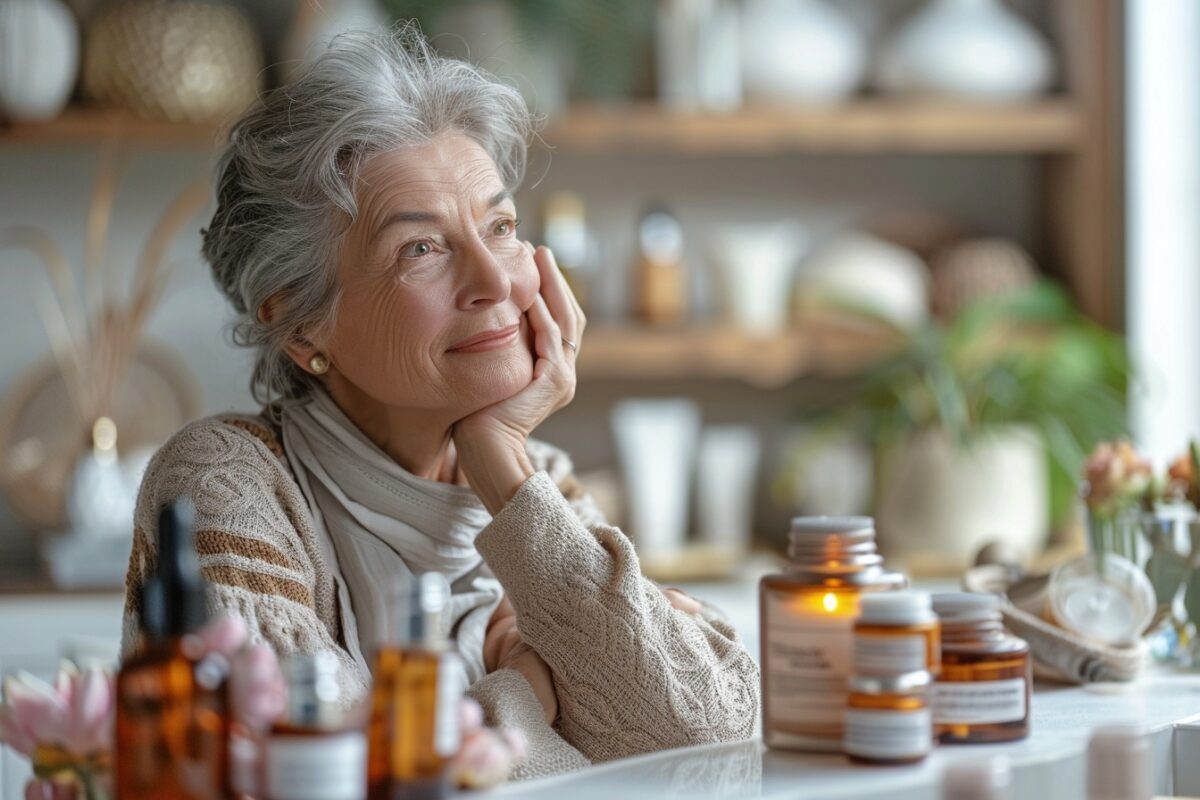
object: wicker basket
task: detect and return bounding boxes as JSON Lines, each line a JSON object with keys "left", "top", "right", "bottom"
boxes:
{"left": 82, "top": 0, "right": 263, "bottom": 123}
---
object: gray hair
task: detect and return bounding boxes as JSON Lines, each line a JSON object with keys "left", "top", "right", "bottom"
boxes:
{"left": 201, "top": 24, "right": 535, "bottom": 407}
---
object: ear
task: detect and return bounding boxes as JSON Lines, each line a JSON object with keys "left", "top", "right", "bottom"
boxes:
{"left": 259, "top": 293, "right": 328, "bottom": 376}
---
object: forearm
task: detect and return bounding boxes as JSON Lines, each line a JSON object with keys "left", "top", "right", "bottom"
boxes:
{"left": 455, "top": 434, "right": 534, "bottom": 516}
{"left": 474, "top": 472, "right": 760, "bottom": 762}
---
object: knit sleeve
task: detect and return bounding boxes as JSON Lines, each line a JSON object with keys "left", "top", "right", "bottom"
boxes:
{"left": 466, "top": 669, "right": 590, "bottom": 780}
{"left": 122, "top": 418, "right": 370, "bottom": 706}
{"left": 474, "top": 471, "right": 760, "bottom": 764}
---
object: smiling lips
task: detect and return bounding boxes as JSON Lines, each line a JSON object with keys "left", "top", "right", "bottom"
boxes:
{"left": 447, "top": 322, "right": 521, "bottom": 353}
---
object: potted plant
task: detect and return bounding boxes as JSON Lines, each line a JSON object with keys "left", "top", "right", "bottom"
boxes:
{"left": 806, "top": 282, "right": 1129, "bottom": 570}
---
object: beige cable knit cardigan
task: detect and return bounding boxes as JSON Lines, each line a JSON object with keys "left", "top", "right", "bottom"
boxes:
{"left": 122, "top": 412, "right": 759, "bottom": 779}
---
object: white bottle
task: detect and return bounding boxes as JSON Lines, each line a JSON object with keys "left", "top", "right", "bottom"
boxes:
{"left": 1087, "top": 726, "right": 1152, "bottom": 800}
{"left": 942, "top": 757, "right": 1011, "bottom": 800}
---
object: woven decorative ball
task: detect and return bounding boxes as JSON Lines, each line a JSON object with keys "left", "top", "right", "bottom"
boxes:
{"left": 929, "top": 237, "right": 1038, "bottom": 319}
{"left": 82, "top": 0, "right": 263, "bottom": 123}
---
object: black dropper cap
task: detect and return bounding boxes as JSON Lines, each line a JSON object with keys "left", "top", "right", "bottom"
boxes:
{"left": 138, "top": 499, "right": 209, "bottom": 643}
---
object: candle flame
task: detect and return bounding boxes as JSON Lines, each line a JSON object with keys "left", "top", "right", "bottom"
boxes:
{"left": 822, "top": 592, "right": 838, "bottom": 613}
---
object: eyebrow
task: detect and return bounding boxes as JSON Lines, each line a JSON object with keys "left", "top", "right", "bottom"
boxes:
{"left": 372, "top": 190, "right": 513, "bottom": 242}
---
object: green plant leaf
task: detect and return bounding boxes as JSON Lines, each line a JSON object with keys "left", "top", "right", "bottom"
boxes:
{"left": 1147, "top": 551, "right": 1190, "bottom": 607}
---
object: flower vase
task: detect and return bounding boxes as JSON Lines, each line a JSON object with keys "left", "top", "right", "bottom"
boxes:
{"left": 1085, "top": 509, "right": 1147, "bottom": 568}
{"left": 32, "top": 744, "right": 111, "bottom": 800}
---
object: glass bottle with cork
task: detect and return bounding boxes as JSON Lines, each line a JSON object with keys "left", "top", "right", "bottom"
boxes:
{"left": 932, "top": 593, "right": 1031, "bottom": 744}
{"left": 367, "top": 573, "right": 463, "bottom": 800}
{"left": 115, "top": 501, "right": 232, "bottom": 800}
{"left": 759, "top": 516, "right": 905, "bottom": 751}
{"left": 265, "top": 652, "right": 366, "bottom": 800}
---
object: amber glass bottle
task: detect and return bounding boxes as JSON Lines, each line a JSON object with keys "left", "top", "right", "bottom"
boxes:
{"left": 932, "top": 593, "right": 1031, "bottom": 744}
{"left": 367, "top": 573, "right": 462, "bottom": 800}
{"left": 853, "top": 591, "right": 941, "bottom": 677}
{"left": 266, "top": 652, "right": 366, "bottom": 800}
{"left": 115, "top": 501, "right": 232, "bottom": 800}
{"left": 844, "top": 672, "right": 933, "bottom": 765}
{"left": 760, "top": 517, "right": 905, "bottom": 751}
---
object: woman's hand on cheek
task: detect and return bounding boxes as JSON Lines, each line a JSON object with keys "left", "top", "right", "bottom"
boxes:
{"left": 453, "top": 245, "right": 586, "bottom": 513}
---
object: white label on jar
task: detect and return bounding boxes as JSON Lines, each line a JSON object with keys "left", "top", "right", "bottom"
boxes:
{"left": 934, "top": 679, "right": 1027, "bottom": 724}
{"left": 854, "top": 633, "right": 927, "bottom": 674}
{"left": 435, "top": 654, "right": 466, "bottom": 756}
{"left": 763, "top": 591, "right": 853, "bottom": 729}
{"left": 265, "top": 731, "right": 366, "bottom": 800}
{"left": 844, "top": 707, "right": 932, "bottom": 761}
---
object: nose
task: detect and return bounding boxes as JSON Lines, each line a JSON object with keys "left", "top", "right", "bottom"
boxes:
{"left": 457, "top": 235, "right": 511, "bottom": 310}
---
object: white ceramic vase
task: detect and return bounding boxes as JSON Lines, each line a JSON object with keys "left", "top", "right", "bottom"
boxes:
{"left": 740, "top": 0, "right": 867, "bottom": 104}
{"left": 711, "top": 223, "right": 808, "bottom": 337}
{"left": 611, "top": 398, "right": 702, "bottom": 557}
{"left": 283, "top": 0, "right": 389, "bottom": 83}
{"left": 796, "top": 232, "right": 930, "bottom": 330}
{"left": 0, "top": 0, "right": 78, "bottom": 121}
{"left": 875, "top": 425, "right": 1049, "bottom": 571}
{"left": 876, "top": 0, "right": 1056, "bottom": 101}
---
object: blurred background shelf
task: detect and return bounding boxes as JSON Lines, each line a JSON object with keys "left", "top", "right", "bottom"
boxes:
{"left": 0, "top": 108, "right": 224, "bottom": 146}
{"left": 545, "top": 100, "right": 1084, "bottom": 155}
{"left": 577, "top": 316, "right": 902, "bottom": 387}
{"left": 3, "top": 100, "right": 1083, "bottom": 156}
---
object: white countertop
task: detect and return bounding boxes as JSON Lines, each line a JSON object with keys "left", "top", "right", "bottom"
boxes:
{"left": 488, "top": 671, "right": 1200, "bottom": 799}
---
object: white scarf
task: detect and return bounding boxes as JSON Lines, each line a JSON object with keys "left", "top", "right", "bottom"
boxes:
{"left": 279, "top": 386, "right": 504, "bottom": 684}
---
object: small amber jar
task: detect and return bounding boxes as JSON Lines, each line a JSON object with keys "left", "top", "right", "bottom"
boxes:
{"left": 266, "top": 653, "right": 366, "bottom": 800}
{"left": 853, "top": 591, "right": 941, "bottom": 677}
{"left": 760, "top": 517, "right": 905, "bottom": 752}
{"left": 844, "top": 672, "right": 933, "bottom": 765}
{"left": 932, "top": 593, "right": 1031, "bottom": 744}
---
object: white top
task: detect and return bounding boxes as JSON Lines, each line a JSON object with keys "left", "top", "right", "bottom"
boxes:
{"left": 858, "top": 590, "right": 935, "bottom": 626}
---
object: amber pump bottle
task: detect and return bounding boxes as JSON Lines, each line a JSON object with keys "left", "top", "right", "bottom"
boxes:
{"left": 115, "top": 501, "right": 232, "bottom": 799}
{"left": 367, "top": 573, "right": 463, "bottom": 800}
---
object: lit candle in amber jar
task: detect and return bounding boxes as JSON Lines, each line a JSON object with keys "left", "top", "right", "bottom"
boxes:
{"left": 759, "top": 518, "right": 904, "bottom": 752}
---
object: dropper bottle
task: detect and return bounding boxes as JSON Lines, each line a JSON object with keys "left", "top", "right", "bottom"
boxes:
{"left": 114, "top": 500, "right": 232, "bottom": 799}
{"left": 367, "top": 572, "right": 463, "bottom": 800}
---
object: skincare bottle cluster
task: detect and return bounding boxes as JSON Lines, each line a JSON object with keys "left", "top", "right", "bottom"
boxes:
{"left": 115, "top": 502, "right": 463, "bottom": 800}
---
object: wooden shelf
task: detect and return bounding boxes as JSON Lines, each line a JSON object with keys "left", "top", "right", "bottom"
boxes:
{"left": 0, "top": 108, "right": 225, "bottom": 147}
{"left": 544, "top": 99, "right": 1085, "bottom": 155}
{"left": 576, "top": 315, "right": 902, "bottom": 387}
{"left": 3, "top": 100, "right": 1082, "bottom": 155}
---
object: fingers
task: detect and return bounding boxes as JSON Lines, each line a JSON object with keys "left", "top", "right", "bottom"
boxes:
{"left": 530, "top": 244, "right": 585, "bottom": 354}
{"left": 661, "top": 587, "right": 703, "bottom": 615}
{"left": 230, "top": 644, "right": 286, "bottom": 733}
{"left": 526, "top": 293, "right": 563, "bottom": 373}
{"left": 198, "top": 613, "right": 248, "bottom": 657}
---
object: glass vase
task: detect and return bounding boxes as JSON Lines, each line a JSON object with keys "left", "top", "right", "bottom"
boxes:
{"left": 32, "top": 745, "right": 111, "bottom": 800}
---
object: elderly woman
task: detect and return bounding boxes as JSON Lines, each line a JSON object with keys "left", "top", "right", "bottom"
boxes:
{"left": 122, "top": 27, "right": 758, "bottom": 779}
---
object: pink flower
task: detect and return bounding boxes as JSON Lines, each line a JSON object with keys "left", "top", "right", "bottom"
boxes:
{"left": 448, "top": 698, "right": 527, "bottom": 789}
{"left": 0, "top": 663, "right": 114, "bottom": 759}
{"left": 1082, "top": 440, "right": 1155, "bottom": 516}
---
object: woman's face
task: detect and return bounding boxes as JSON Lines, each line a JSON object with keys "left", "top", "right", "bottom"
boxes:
{"left": 320, "top": 132, "right": 538, "bottom": 418}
